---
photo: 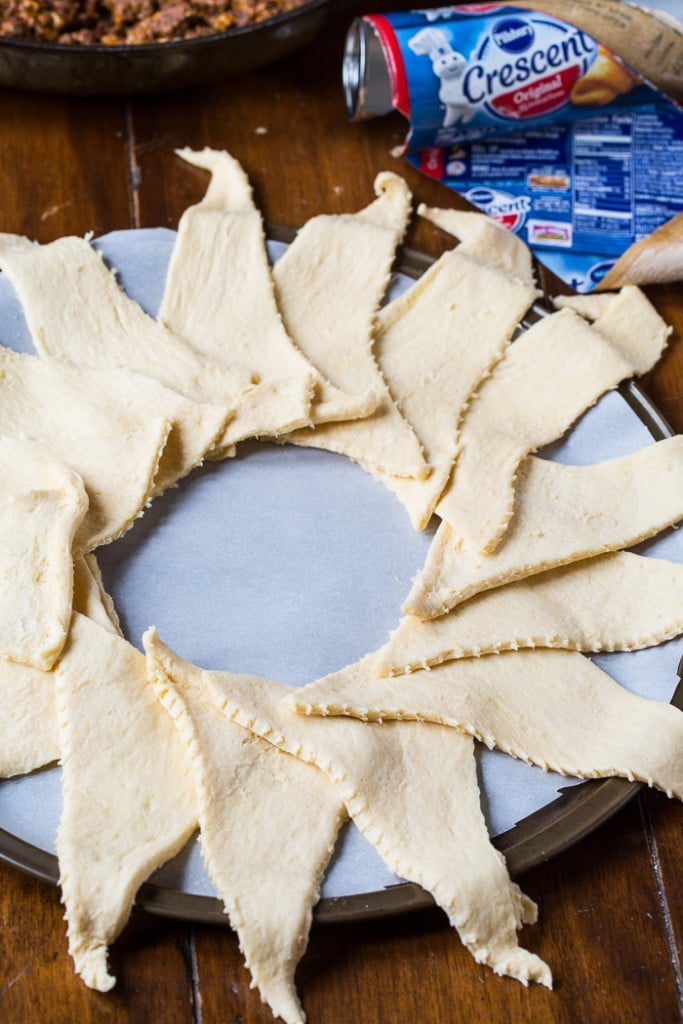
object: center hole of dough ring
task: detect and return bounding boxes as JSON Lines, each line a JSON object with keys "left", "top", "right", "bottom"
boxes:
{"left": 98, "top": 441, "right": 434, "bottom": 686}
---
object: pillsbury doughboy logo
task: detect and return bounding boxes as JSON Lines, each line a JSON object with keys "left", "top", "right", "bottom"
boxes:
{"left": 466, "top": 186, "right": 531, "bottom": 233}
{"left": 408, "top": 27, "right": 475, "bottom": 128}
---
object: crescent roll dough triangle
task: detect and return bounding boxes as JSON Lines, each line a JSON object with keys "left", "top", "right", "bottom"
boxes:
{"left": 70, "top": 364, "right": 231, "bottom": 495}
{"left": 0, "top": 349, "right": 171, "bottom": 551}
{"left": 287, "top": 648, "right": 683, "bottom": 801}
{"left": 72, "top": 554, "right": 123, "bottom": 638}
{"left": 357, "top": 248, "right": 536, "bottom": 528}
{"left": 552, "top": 293, "right": 616, "bottom": 321}
{"left": 56, "top": 614, "right": 198, "bottom": 992}
{"left": 0, "top": 437, "right": 87, "bottom": 670}
{"left": 144, "top": 629, "right": 345, "bottom": 1024}
{"left": 436, "top": 296, "right": 669, "bottom": 554}
{"left": 378, "top": 551, "right": 683, "bottom": 675}
{"left": 585, "top": 284, "right": 674, "bottom": 375}
{"left": 272, "top": 173, "right": 429, "bottom": 479}
{"left": 0, "top": 231, "right": 246, "bottom": 449}
{"left": 159, "top": 148, "right": 377, "bottom": 440}
{"left": 182, "top": 655, "right": 550, "bottom": 989}
{"left": 0, "top": 656, "right": 60, "bottom": 778}
{"left": 0, "top": 555, "right": 122, "bottom": 778}
{"left": 417, "top": 204, "right": 537, "bottom": 287}
{"left": 405, "top": 436, "right": 683, "bottom": 619}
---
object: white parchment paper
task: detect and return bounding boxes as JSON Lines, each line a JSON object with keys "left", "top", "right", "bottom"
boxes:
{"left": 0, "top": 228, "right": 680, "bottom": 903}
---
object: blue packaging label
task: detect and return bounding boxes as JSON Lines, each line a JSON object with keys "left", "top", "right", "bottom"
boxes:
{"left": 370, "top": 4, "right": 683, "bottom": 291}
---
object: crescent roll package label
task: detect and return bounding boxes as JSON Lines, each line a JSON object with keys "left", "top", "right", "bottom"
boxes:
{"left": 344, "top": 2, "right": 683, "bottom": 292}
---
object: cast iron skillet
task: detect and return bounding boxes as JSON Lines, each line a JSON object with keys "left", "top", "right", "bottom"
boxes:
{"left": 0, "top": 0, "right": 341, "bottom": 95}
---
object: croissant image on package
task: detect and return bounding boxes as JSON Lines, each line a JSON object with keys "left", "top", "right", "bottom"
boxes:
{"left": 570, "top": 45, "right": 639, "bottom": 107}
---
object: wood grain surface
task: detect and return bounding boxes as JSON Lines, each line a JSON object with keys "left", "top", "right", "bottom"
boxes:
{"left": 0, "top": 3, "right": 681, "bottom": 1023}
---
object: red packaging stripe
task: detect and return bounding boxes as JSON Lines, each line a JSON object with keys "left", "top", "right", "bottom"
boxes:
{"left": 365, "top": 13, "right": 410, "bottom": 118}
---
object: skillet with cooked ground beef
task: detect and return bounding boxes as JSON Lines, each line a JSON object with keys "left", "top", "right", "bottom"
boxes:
{"left": 0, "top": 0, "right": 310, "bottom": 44}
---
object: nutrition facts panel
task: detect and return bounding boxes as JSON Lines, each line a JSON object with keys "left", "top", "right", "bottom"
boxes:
{"left": 573, "top": 116, "right": 634, "bottom": 250}
{"left": 572, "top": 109, "right": 683, "bottom": 254}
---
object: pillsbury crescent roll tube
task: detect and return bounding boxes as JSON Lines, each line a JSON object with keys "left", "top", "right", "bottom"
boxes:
{"left": 343, "top": 4, "right": 683, "bottom": 292}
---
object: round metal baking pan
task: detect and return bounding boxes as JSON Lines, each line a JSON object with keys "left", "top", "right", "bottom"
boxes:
{"left": 0, "top": 0, "right": 341, "bottom": 95}
{"left": 0, "top": 234, "right": 679, "bottom": 926}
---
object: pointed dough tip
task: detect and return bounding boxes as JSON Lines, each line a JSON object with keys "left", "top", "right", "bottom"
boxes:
{"left": 72, "top": 942, "right": 116, "bottom": 993}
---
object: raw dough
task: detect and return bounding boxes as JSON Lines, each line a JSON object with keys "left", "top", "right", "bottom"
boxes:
{"left": 72, "top": 554, "right": 123, "bottom": 638}
{"left": 418, "top": 205, "right": 537, "bottom": 287}
{"left": 185, "top": 653, "right": 551, "bottom": 988}
{"left": 160, "top": 148, "right": 378, "bottom": 440}
{"left": 0, "top": 554, "right": 122, "bottom": 778}
{"left": 360, "top": 248, "right": 536, "bottom": 528}
{"left": 0, "top": 436, "right": 87, "bottom": 670}
{"left": 0, "top": 160, "right": 679, "bottom": 1011}
{"left": 77, "top": 365, "right": 231, "bottom": 494}
{"left": 586, "top": 284, "right": 673, "bottom": 375}
{"left": 56, "top": 614, "right": 198, "bottom": 992}
{"left": 0, "top": 657, "right": 60, "bottom": 778}
{"left": 405, "top": 435, "right": 683, "bottom": 619}
{"left": 144, "top": 629, "right": 345, "bottom": 1024}
{"left": 287, "top": 648, "right": 683, "bottom": 800}
{"left": 0, "top": 349, "right": 171, "bottom": 550}
{"left": 378, "top": 551, "right": 683, "bottom": 675}
{"left": 436, "top": 296, "right": 669, "bottom": 553}
{"left": 273, "top": 174, "right": 429, "bottom": 478}
{"left": 552, "top": 293, "right": 616, "bottom": 320}
{"left": 0, "top": 231, "right": 247, "bottom": 449}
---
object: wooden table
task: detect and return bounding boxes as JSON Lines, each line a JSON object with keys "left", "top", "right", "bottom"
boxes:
{"left": 0, "top": 4, "right": 681, "bottom": 1022}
